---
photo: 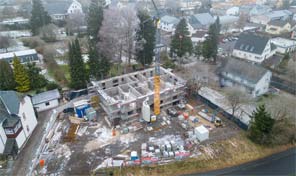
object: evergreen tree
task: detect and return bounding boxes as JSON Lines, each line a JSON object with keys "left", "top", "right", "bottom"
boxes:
{"left": 170, "top": 18, "right": 193, "bottom": 58}
{"left": 12, "top": 56, "right": 30, "bottom": 92}
{"left": 88, "top": 47, "right": 110, "bottom": 80}
{"left": 87, "top": 0, "right": 104, "bottom": 44}
{"left": 30, "top": 0, "right": 51, "bottom": 36}
{"left": 69, "top": 39, "right": 88, "bottom": 90}
{"left": 26, "top": 63, "right": 47, "bottom": 90}
{"left": 0, "top": 60, "right": 15, "bottom": 90}
{"left": 248, "top": 104, "right": 275, "bottom": 145}
{"left": 202, "top": 17, "right": 220, "bottom": 62}
{"left": 135, "top": 10, "right": 156, "bottom": 66}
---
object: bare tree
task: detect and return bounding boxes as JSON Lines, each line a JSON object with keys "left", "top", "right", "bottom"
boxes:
{"left": 237, "top": 12, "right": 248, "bottom": 31}
{"left": 66, "top": 12, "right": 85, "bottom": 35}
{"left": 39, "top": 24, "right": 58, "bottom": 42}
{"left": 98, "top": 7, "right": 138, "bottom": 63}
{"left": 225, "top": 87, "right": 252, "bottom": 116}
{"left": 0, "top": 35, "right": 13, "bottom": 52}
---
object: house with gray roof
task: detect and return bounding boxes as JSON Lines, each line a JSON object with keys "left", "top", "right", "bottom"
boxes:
{"left": 250, "top": 10, "right": 293, "bottom": 25}
{"left": 0, "top": 91, "right": 37, "bottom": 156}
{"left": 232, "top": 33, "right": 276, "bottom": 63}
{"left": 44, "top": 0, "right": 83, "bottom": 21}
{"left": 265, "top": 19, "right": 295, "bottom": 35}
{"left": 187, "top": 13, "right": 215, "bottom": 32}
{"left": 160, "top": 15, "right": 180, "bottom": 33}
{"left": 32, "top": 89, "right": 61, "bottom": 112}
{"left": 219, "top": 58, "right": 272, "bottom": 97}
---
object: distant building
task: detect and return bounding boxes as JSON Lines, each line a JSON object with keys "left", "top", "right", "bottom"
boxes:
{"left": 0, "top": 91, "right": 38, "bottom": 156}
{"left": 179, "top": 0, "right": 201, "bottom": 15}
{"left": 187, "top": 13, "right": 215, "bottom": 32}
{"left": 265, "top": 20, "right": 295, "bottom": 35}
{"left": 0, "top": 49, "right": 39, "bottom": 64}
{"left": 249, "top": 4, "right": 271, "bottom": 16}
{"left": 191, "top": 30, "right": 208, "bottom": 45}
{"left": 159, "top": 15, "right": 180, "bottom": 33}
{"left": 291, "top": 29, "right": 296, "bottom": 40}
{"left": 219, "top": 58, "right": 272, "bottom": 97}
{"left": 226, "top": 6, "right": 239, "bottom": 16}
{"left": 44, "top": 0, "right": 83, "bottom": 21}
{"left": 270, "top": 37, "right": 296, "bottom": 54}
{"left": 32, "top": 89, "right": 61, "bottom": 112}
{"left": 250, "top": 10, "right": 293, "bottom": 25}
{"left": 232, "top": 33, "right": 276, "bottom": 63}
{"left": 0, "top": 17, "right": 29, "bottom": 26}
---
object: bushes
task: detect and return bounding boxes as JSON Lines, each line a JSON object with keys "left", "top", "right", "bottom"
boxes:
{"left": 22, "top": 37, "right": 46, "bottom": 52}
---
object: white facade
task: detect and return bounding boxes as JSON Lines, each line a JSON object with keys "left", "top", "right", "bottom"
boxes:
{"left": 252, "top": 71, "right": 272, "bottom": 97}
{"left": 18, "top": 96, "right": 38, "bottom": 143}
{"left": 271, "top": 37, "right": 296, "bottom": 54}
{"left": 67, "top": 0, "right": 83, "bottom": 14}
{"left": 221, "top": 70, "right": 272, "bottom": 97}
{"left": 232, "top": 40, "right": 275, "bottom": 63}
{"left": 34, "top": 99, "right": 59, "bottom": 112}
{"left": 0, "top": 124, "right": 7, "bottom": 153}
{"left": 226, "top": 7, "right": 239, "bottom": 16}
{"left": 15, "top": 130, "right": 26, "bottom": 149}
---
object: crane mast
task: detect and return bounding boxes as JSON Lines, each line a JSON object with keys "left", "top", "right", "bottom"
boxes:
{"left": 151, "top": 0, "right": 161, "bottom": 116}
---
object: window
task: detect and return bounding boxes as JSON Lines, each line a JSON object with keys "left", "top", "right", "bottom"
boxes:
{"left": 22, "top": 113, "right": 26, "bottom": 120}
{"left": 26, "top": 125, "right": 30, "bottom": 132}
{"left": 112, "top": 79, "right": 118, "bottom": 83}
{"left": 5, "top": 128, "right": 14, "bottom": 135}
{"left": 45, "top": 102, "right": 50, "bottom": 106}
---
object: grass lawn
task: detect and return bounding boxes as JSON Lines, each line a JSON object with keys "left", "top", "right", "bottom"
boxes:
{"left": 96, "top": 132, "right": 295, "bottom": 176}
{"left": 59, "top": 64, "right": 70, "bottom": 81}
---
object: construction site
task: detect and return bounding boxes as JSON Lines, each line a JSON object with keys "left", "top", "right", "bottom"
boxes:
{"left": 91, "top": 67, "right": 186, "bottom": 124}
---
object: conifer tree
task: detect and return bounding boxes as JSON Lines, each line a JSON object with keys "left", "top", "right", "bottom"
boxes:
{"left": 30, "top": 0, "right": 51, "bottom": 35}
{"left": 12, "top": 56, "right": 30, "bottom": 92}
{"left": 248, "top": 104, "right": 275, "bottom": 145}
{"left": 170, "top": 18, "right": 193, "bottom": 58}
{"left": 68, "top": 39, "right": 88, "bottom": 89}
{"left": 135, "top": 10, "right": 156, "bottom": 66}
{"left": 202, "top": 17, "right": 220, "bottom": 62}
{"left": 0, "top": 60, "right": 15, "bottom": 90}
{"left": 87, "top": 0, "right": 104, "bottom": 44}
{"left": 88, "top": 47, "right": 110, "bottom": 80}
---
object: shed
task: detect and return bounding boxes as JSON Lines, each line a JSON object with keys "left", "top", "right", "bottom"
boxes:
{"left": 32, "top": 89, "right": 61, "bottom": 112}
{"left": 195, "top": 125, "right": 209, "bottom": 142}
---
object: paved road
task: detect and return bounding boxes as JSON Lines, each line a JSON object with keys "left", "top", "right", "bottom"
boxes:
{"left": 186, "top": 147, "right": 296, "bottom": 176}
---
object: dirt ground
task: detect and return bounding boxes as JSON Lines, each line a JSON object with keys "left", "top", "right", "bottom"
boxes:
{"left": 36, "top": 97, "right": 241, "bottom": 175}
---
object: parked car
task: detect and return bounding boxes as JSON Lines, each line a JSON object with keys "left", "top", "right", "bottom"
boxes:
{"left": 167, "top": 107, "right": 178, "bottom": 117}
{"left": 63, "top": 107, "right": 74, "bottom": 113}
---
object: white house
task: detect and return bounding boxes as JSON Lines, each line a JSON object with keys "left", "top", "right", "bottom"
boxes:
{"left": 191, "top": 30, "right": 208, "bottom": 45}
{"left": 32, "top": 89, "right": 61, "bottom": 112}
{"left": 270, "top": 37, "right": 296, "bottom": 54}
{"left": 265, "top": 20, "right": 295, "bottom": 35}
{"left": 232, "top": 33, "right": 276, "bottom": 63}
{"left": 0, "top": 91, "right": 38, "bottom": 156}
{"left": 219, "top": 58, "right": 272, "bottom": 97}
{"left": 45, "top": 0, "right": 83, "bottom": 21}
{"left": 0, "top": 49, "right": 39, "bottom": 64}
{"left": 160, "top": 15, "right": 180, "bottom": 33}
{"left": 226, "top": 6, "right": 239, "bottom": 16}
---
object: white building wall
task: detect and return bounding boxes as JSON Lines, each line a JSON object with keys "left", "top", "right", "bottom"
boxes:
{"left": 67, "top": 0, "right": 83, "bottom": 14}
{"left": 252, "top": 71, "right": 272, "bottom": 97}
{"left": 15, "top": 130, "right": 26, "bottom": 149}
{"left": 160, "top": 22, "right": 175, "bottom": 32}
{"left": 232, "top": 49, "right": 265, "bottom": 63}
{"left": 18, "top": 96, "right": 38, "bottom": 139}
{"left": 0, "top": 125, "right": 7, "bottom": 153}
{"left": 34, "top": 99, "right": 59, "bottom": 112}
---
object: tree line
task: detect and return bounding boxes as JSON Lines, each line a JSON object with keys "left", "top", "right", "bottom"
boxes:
{"left": 0, "top": 57, "right": 58, "bottom": 92}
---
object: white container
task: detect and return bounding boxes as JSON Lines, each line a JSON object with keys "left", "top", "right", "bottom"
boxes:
{"left": 142, "top": 98, "right": 151, "bottom": 122}
{"left": 141, "top": 143, "right": 147, "bottom": 150}
{"left": 149, "top": 146, "right": 155, "bottom": 152}
{"left": 195, "top": 125, "right": 209, "bottom": 142}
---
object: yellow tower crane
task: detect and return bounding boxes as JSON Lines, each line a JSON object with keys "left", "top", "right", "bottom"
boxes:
{"left": 151, "top": 0, "right": 161, "bottom": 116}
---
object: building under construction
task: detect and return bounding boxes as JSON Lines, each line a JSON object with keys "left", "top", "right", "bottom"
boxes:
{"left": 92, "top": 67, "right": 186, "bottom": 123}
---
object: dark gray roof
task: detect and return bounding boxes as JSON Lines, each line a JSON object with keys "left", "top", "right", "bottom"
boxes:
{"left": 220, "top": 58, "right": 269, "bottom": 85}
{"left": 0, "top": 100, "right": 10, "bottom": 123}
{"left": 45, "top": 1, "right": 72, "bottom": 15}
{"left": 3, "top": 115, "right": 19, "bottom": 128}
{"left": 3, "top": 138, "right": 17, "bottom": 155}
{"left": 189, "top": 13, "right": 214, "bottom": 29}
{"left": 32, "top": 89, "right": 61, "bottom": 105}
{"left": 268, "top": 19, "right": 289, "bottom": 27}
{"left": 234, "top": 33, "right": 270, "bottom": 55}
{"left": 0, "top": 91, "right": 21, "bottom": 115}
